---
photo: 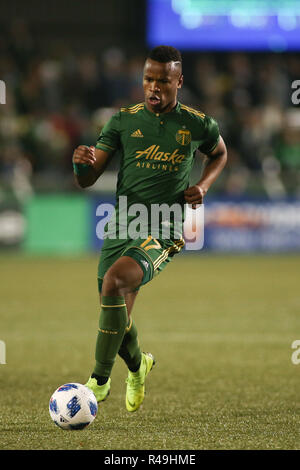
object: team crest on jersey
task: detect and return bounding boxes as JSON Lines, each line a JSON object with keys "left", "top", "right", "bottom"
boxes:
{"left": 176, "top": 128, "right": 191, "bottom": 146}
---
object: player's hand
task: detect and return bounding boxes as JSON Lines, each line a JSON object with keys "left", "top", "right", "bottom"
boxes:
{"left": 72, "top": 145, "right": 96, "bottom": 166}
{"left": 184, "top": 185, "right": 206, "bottom": 209}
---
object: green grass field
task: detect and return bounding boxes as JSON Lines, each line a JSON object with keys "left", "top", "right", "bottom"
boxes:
{"left": 1, "top": 253, "right": 300, "bottom": 450}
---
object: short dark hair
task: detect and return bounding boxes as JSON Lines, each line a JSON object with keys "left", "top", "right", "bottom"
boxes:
{"left": 147, "top": 45, "right": 182, "bottom": 66}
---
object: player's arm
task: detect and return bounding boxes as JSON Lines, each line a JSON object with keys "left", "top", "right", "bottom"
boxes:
{"left": 72, "top": 145, "right": 112, "bottom": 188}
{"left": 73, "top": 110, "right": 120, "bottom": 188}
{"left": 184, "top": 136, "right": 227, "bottom": 207}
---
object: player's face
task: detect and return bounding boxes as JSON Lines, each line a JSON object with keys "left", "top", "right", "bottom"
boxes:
{"left": 143, "top": 59, "right": 183, "bottom": 114}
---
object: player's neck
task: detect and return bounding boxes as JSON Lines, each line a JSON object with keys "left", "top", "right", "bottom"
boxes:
{"left": 145, "top": 100, "right": 178, "bottom": 115}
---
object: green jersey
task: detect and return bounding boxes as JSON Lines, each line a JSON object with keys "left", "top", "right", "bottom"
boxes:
{"left": 96, "top": 101, "right": 220, "bottom": 239}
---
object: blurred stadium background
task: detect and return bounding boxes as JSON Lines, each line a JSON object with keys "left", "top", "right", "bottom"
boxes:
{"left": 1, "top": 0, "right": 300, "bottom": 254}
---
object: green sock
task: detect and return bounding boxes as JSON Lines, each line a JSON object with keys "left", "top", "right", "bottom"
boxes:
{"left": 93, "top": 295, "right": 128, "bottom": 378}
{"left": 118, "top": 317, "right": 142, "bottom": 372}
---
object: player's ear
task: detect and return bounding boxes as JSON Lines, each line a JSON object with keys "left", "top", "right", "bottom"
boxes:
{"left": 178, "top": 74, "right": 183, "bottom": 89}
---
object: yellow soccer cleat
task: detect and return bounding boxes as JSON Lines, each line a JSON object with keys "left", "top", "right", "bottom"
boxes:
{"left": 125, "top": 352, "right": 155, "bottom": 412}
{"left": 85, "top": 377, "right": 111, "bottom": 403}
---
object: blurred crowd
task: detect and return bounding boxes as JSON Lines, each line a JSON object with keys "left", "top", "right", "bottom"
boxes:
{"left": 1, "top": 20, "right": 300, "bottom": 202}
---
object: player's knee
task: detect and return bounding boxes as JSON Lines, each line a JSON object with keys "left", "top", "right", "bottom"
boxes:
{"left": 102, "top": 257, "right": 143, "bottom": 297}
{"left": 102, "top": 269, "right": 128, "bottom": 296}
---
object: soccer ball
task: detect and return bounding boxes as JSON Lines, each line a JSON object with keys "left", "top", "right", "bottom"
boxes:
{"left": 49, "top": 383, "right": 98, "bottom": 430}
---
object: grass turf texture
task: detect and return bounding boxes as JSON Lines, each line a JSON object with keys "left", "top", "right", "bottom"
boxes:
{"left": 0, "top": 253, "right": 300, "bottom": 450}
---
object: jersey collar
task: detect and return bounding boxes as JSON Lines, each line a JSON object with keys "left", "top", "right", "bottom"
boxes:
{"left": 143, "top": 101, "right": 181, "bottom": 118}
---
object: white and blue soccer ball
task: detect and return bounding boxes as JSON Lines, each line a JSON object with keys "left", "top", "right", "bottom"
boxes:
{"left": 49, "top": 383, "right": 98, "bottom": 430}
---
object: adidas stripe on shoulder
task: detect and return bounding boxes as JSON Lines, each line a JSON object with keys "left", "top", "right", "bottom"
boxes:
{"left": 180, "top": 104, "right": 205, "bottom": 119}
{"left": 121, "top": 103, "right": 144, "bottom": 114}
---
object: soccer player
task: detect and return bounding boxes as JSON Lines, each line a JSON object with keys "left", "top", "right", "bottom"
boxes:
{"left": 72, "top": 46, "right": 227, "bottom": 412}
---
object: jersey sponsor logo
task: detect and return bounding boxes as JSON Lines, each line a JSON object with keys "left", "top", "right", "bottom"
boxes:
{"left": 136, "top": 161, "right": 179, "bottom": 172}
{"left": 176, "top": 129, "right": 191, "bottom": 146}
{"left": 135, "top": 145, "right": 185, "bottom": 164}
{"left": 131, "top": 129, "right": 144, "bottom": 138}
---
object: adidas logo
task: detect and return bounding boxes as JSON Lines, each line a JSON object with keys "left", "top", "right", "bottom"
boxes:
{"left": 131, "top": 129, "right": 144, "bottom": 138}
{"left": 140, "top": 260, "right": 149, "bottom": 271}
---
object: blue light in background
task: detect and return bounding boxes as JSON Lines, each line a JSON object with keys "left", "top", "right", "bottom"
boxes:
{"left": 146, "top": 0, "right": 300, "bottom": 51}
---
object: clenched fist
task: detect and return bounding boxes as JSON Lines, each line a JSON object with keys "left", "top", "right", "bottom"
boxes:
{"left": 184, "top": 185, "right": 206, "bottom": 209}
{"left": 72, "top": 145, "right": 96, "bottom": 166}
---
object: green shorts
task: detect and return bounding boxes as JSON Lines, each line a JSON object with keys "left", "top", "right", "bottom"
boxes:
{"left": 97, "top": 235, "right": 185, "bottom": 293}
